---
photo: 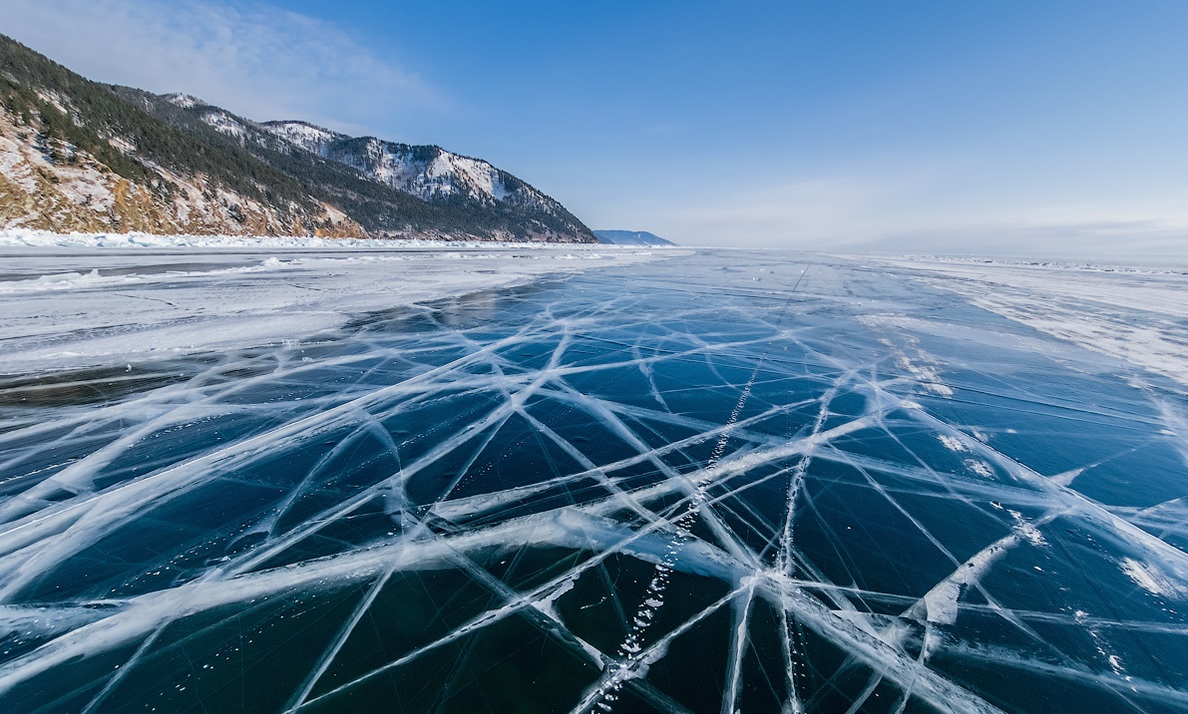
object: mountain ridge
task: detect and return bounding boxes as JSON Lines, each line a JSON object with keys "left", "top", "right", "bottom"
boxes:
{"left": 0, "top": 34, "right": 596, "bottom": 242}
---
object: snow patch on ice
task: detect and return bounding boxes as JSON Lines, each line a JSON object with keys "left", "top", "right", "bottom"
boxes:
{"left": 0, "top": 233, "right": 679, "bottom": 372}
{"left": 874, "top": 255, "right": 1188, "bottom": 390}
{"left": 1007, "top": 510, "right": 1047, "bottom": 547}
{"left": 1121, "top": 558, "right": 1188, "bottom": 598}
{"left": 0, "top": 228, "right": 681, "bottom": 252}
{"left": 964, "top": 459, "right": 995, "bottom": 479}
{"left": 939, "top": 434, "right": 969, "bottom": 452}
{"left": 1049, "top": 468, "right": 1085, "bottom": 488}
{"left": 0, "top": 259, "right": 303, "bottom": 294}
{"left": 1154, "top": 399, "right": 1188, "bottom": 468}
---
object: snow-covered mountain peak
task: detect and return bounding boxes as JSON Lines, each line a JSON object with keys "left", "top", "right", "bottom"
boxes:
{"left": 259, "top": 121, "right": 344, "bottom": 157}
{"left": 325, "top": 138, "right": 539, "bottom": 208}
{"left": 198, "top": 110, "right": 248, "bottom": 140}
{"left": 195, "top": 110, "right": 561, "bottom": 217}
{"left": 433, "top": 153, "right": 507, "bottom": 201}
{"left": 165, "top": 93, "right": 206, "bottom": 109}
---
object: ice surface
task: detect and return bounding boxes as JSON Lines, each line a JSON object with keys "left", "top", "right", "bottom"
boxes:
{"left": 0, "top": 245, "right": 1186, "bottom": 713}
{"left": 870, "top": 255, "right": 1188, "bottom": 390}
{"left": 0, "top": 234, "right": 666, "bottom": 372}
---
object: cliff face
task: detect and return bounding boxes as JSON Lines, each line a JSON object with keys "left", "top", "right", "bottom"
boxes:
{"left": 0, "top": 34, "right": 595, "bottom": 242}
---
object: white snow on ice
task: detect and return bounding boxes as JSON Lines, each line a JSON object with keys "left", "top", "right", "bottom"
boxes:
{"left": 0, "top": 229, "right": 679, "bottom": 373}
{"left": 869, "top": 255, "right": 1188, "bottom": 390}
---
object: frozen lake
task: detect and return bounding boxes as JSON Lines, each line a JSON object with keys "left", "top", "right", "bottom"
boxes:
{"left": 0, "top": 242, "right": 1186, "bottom": 712}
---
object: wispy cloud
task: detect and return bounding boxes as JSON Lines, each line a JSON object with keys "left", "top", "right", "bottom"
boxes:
{"left": 3, "top": 0, "right": 442, "bottom": 133}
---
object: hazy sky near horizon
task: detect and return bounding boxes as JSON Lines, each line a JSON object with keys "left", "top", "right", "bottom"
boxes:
{"left": 6, "top": 0, "right": 1188, "bottom": 256}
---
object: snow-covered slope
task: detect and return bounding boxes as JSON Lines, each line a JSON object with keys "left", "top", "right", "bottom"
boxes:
{"left": 0, "top": 33, "right": 597, "bottom": 243}
{"left": 0, "top": 106, "right": 362, "bottom": 237}
{"left": 164, "top": 111, "right": 593, "bottom": 241}
{"left": 257, "top": 120, "right": 343, "bottom": 157}
{"left": 259, "top": 121, "right": 573, "bottom": 219}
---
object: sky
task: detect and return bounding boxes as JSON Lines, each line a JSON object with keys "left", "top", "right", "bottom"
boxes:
{"left": 5, "top": 0, "right": 1188, "bottom": 256}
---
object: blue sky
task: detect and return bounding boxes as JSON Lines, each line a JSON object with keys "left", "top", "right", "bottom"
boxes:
{"left": 6, "top": 0, "right": 1188, "bottom": 256}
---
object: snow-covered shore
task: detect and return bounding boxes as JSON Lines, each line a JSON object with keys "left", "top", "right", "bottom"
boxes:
{"left": 0, "top": 230, "right": 684, "bottom": 373}
{"left": 0, "top": 227, "right": 619, "bottom": 250}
